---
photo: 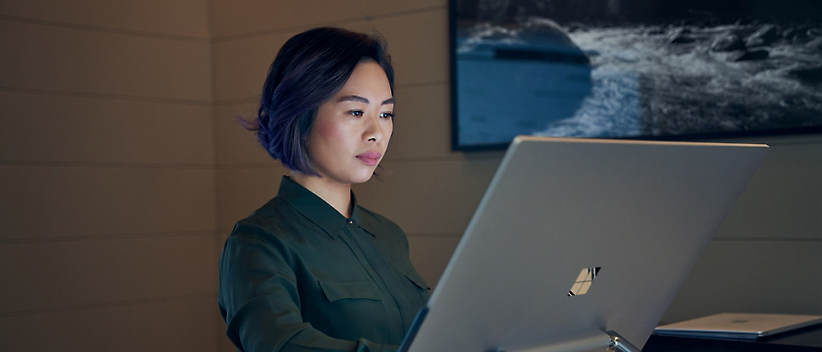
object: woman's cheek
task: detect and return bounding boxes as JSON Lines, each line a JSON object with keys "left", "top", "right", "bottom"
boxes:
{"left": 313, "top": 115, "right": 346, "bottom": 141}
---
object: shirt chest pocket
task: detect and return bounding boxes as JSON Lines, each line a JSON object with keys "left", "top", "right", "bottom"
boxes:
{"left": 319, "top": 280, "right": 382, "bottom": 302}
{"left": 405, "top": 270, "right": 432, "bottom": 301}
{"left": 318, "top": 280, "right": 388, "bottom": 340}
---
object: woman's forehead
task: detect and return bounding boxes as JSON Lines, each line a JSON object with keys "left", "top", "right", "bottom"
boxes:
{"left": 335, "top": 61, "right": 392, "bottom": 101}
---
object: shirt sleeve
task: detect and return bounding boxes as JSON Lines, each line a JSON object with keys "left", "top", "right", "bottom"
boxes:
{"left": 218, "top": 223, "right": 398, "bottom": 352}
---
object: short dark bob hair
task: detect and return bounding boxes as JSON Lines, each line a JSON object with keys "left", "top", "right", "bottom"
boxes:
{"left": 246, "top": 27, "right": 394, "bottom": 175}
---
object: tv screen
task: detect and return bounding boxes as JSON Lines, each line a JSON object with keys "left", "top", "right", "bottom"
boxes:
{"left": 450, "top": 0, "right": 822, "bottom": 150}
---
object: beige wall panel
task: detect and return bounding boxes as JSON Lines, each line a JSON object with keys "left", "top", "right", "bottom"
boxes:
{"left": 218, "top": 312, "right": 237, "bottom": 351}
{"left": 0, "top": 21, "right": 212, "bottom": 101}
{"left": 212, "top": 21, "right": 370, "bottom": 102}
{"left": 716, "top": 141, "right": 822, "bottom": 240}
{"left": 387, "top": 84, "right": 453, "bottom": 160}
{"left": 0, "top": 92, "right": 213, "bottom": 165}
{"left": 662, "top": 240, "right": 822, "bottom": 323}
{"left": 0, "top": 297, "right": 217, "bottom": 352}
{"left": 369, "top": 9, "right": 449, "bottom": 86}
{"left": 0, "top": 166, "right": 215, "bottom": 240}
{"left": 212, "top": 31, "right": 296, "bottom": 102}
{"left": 362, "top": 0, "right": 446, "bottom": 17}
{"left": 0, "top": 0, "right": 209, "bottom": 38}
{"left": 216, "top": 166, "right": 290, "bottom": 231}
{"left": 219, "top": 339, "right": 236, "bottom": 352}
{"left": 0, "top": 234, "right": 216, "bottom": 315}
{"left": 352, "top": 155, "right": 503, "bottom": 235}
{"left": 407, "top": 234, "right": 461, "bottom": 288}
{"left": 210, "top": 0, "right": 365, "bottom": 39}
{"left": 214, "top": 103, "right": 273, "bottom": 166}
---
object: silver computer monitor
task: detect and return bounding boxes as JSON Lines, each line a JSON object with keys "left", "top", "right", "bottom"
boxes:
{"left": 401, "top": 136, "right": 769, "bottom": 352}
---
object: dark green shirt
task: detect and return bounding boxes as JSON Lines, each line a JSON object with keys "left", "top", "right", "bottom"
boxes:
{"left": 219, "top": 176, "right": 430, "bottom": 352}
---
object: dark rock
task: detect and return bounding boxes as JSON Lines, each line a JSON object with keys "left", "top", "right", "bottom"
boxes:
{"left": 789, "top": 66, "right": 822, "bottom": 86}
{"left": 711, "top": 33, "right": 746, "bottom": 52}
{"left": 782, "top": 28, "right": 798, "bottom": 40}
{"left": 669, "top": 28, "right": 696, "bottom": 44}
{"left": 566, "top": 22, "right": 586, "bottom": 33}
{"left": 731, "top": 49, "right": 770, "bottom": 62}
{"left": 520, "top": 17, "right": 578, "bottom": 47}
{"left": 646, "top": 27, "right": 666, "bottom": 35}
{"left": 806, "top": 37, "right": 822, "bottom": 53}
{"left": 746, "top": 38, "right": 765, "bottom": 47}
{"left": 745, "top": 24, "right": 779, "bottom": 47}
{"left": 670, "top": 35, "right": 695, "bottom": 44}
{"left": 785, "top": 25, "right": 812, "bottom": 42}
{"left": 734, "top": 18, "right": 757, "bottom": 26}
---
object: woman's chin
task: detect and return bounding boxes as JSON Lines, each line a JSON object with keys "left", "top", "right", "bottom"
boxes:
{"left": 352, "top": 173, "right": 375, "bottom": 184}
{"left": 349, "top": 166, "right": 380, "bottom": 184}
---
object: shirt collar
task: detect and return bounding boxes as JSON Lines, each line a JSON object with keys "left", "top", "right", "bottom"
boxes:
{"left": 350, "top": 195, "right": 377, "bottom": 237}
{"left": 276, "top": 176, "right": 376, "bottom": 239}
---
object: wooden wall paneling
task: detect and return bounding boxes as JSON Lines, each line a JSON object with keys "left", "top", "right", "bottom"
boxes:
{"left": 210, "top": 0, "right": 365, "bottom": 39}
{"left": 216, "top": 166, "right": 289, "bottom": 231}
{"left": 212, "top": 32, "right": 295, "bottom": 102}
{"left": 213, "top": 103, "right": 272, "bottom": 167}
{"left": 0, "top": 92, "right": 213, "bottom": 165}
{"left": 662, "top": 240, "right": 822, "bottom": 323}
{"left": 0, "top": 234, "right": 216, "bottom": 315}
{"left": 0, "top": 0, "right": 209, "bottom": 38}
{"left": 716, "top": 141, "right": 822, "bottom": 240}
{"left": 0, "top": 297, "right": 218, "bottom": 352}
{"left": 0, "top": 166, "right": 216, "bottom": 240}
{"left": 362, "top": 0, "right": 447, "bottom": 18}
{"left": 386, "top": 84, "right": 453, "bottom": 160}
{"left": 0, "top": 21, "right": 212, "bottom": 101}
{"left": 368, "top": 9, "right": 449, "bottom": 86}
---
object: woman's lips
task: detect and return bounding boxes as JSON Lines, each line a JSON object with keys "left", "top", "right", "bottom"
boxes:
{"left": 356, "top": 152, "right": 382, "bottom": 166}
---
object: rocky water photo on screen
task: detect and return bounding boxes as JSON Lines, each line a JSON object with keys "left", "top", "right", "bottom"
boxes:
{"left": 451, "top": 0, "right": 822, "bottom": 149}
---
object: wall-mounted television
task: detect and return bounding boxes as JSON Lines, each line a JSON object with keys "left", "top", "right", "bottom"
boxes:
{"left": 450, "top": 0, "right": 822, "bottom": 150}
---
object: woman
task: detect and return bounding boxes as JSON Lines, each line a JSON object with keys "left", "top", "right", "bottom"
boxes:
{"left": 218, "top": 27, "right": 430, "bottom": 352}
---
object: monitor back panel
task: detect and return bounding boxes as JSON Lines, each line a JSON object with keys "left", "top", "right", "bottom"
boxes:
{"left": 407, "top": 136, "right": 769, "bottom": 352}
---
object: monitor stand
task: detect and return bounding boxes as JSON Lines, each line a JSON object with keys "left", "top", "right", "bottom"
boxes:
{"left": 606, "top": 331, "right": 642, "bottom": 352}
{"left": 499, "top": 330, "right": 642, "bottom": 352}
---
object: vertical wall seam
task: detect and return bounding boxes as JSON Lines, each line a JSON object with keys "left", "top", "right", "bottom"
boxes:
{"left": 206, "top": 1, "right": 227, "bottom": 350}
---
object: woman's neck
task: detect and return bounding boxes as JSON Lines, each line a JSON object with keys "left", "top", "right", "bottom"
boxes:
{"left": 289, "top": 172, "right": 353, "bottom": 218}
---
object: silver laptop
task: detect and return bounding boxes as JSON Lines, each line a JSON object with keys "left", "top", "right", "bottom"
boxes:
{"left": 400, "top": 136, "right": 769, "bottom": 352}
{"left": 654, "top": 313, "right": 822, "bottom": 340}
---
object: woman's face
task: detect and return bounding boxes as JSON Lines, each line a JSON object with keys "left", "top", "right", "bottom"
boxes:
{"left": 305, "top": 60, "right": 394, "bottom": 186}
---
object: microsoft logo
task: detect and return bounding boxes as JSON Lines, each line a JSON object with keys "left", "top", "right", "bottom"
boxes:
{"left": 568, "top": 267, "right": 601, "bottom": 296}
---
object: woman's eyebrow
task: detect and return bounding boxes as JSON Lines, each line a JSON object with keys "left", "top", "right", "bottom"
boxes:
{"left": 337, "top": 95, "right": 395, "bottom": 105}
{"left": 337, "top": 95, "right": 369, "bottom": 104}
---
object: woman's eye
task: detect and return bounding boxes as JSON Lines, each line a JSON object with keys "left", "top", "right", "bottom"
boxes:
{"left": 380, "top": 112, "right": 394, "bottom": 119}
{"left": 348, "top": 110, "right": 364, "bottom": 117}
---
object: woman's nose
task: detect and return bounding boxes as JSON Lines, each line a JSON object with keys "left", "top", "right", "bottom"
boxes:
{"left": 364, "top": 115, "right": 384, "bottom": 142}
